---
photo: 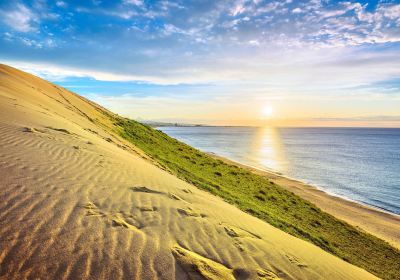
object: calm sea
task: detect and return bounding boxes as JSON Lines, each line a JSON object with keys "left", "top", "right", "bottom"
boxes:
{"left": 158, "top": 126, "right": 400, "bottom": 215}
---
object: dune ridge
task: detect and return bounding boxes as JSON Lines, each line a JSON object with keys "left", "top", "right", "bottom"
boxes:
{"left": 0, "top": 64, "right": 379, "bottom": 279}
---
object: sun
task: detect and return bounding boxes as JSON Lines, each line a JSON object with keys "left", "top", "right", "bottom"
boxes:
{"left": 261, "top": 105, "right": 273, "bottom": 118}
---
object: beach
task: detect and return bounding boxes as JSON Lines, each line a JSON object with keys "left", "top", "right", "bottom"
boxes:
{"left": 211, "top": 154, "right": 400, "bottom": 249}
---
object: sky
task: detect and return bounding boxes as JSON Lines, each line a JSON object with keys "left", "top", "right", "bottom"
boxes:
{"left": 0, "top": 0, "right": 400, "bottom": 126}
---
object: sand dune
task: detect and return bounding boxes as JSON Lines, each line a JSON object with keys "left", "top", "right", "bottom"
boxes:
{"left": 0, "top": 64, "right": 379, "bottom": 279}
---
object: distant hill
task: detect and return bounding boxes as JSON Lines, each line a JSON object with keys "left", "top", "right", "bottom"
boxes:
{"left": 140, "top": 120, "right": 204, "bottom": 127}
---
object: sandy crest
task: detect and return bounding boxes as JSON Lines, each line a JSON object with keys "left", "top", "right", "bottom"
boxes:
{"left": 0, "top": 64, "right": 379, "bottom": 279}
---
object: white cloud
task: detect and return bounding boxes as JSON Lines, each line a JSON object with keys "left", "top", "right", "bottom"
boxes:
{"left": 377, "top": 4, "right": 400, "bottom": 20}
{"left": 1, "top": 60, "right": 212, "bottom": 85}
{"left": 76, "top": 6, "right": 137, "bottom": 19}
{"left": 231, "top": 3, "right": 246, "bottom": 16}
{"left": 20, "top": 38, "right": 42, "bottom": 48}
{"left": 123, "top": 0, "right": 143, "bottom": 6}
{"left": 158, "top": 1, "right": 185, "bottom": 11}
{"left": 3, "top": 40, "right": 399, "bottom": 92}
{"left": 282, "top": 1, "right": 400, "bottom": 47}
{"left": 3, "top": 32, "right": 13, "bottom": 41}
{"left": 1, "top": 32, "right": 57, "bottom": 49}
{"left": 248, "top": 40, "right": 260, "bottom": 46}
{"left": 318, "top": 9, "right": 348, "bottom": 19}
{"left": 292, "top": 8, "right": 302, "bottom": 14}
{"left": 162, "top": 23, "right": 188, "bottom": 36}
{"left": 115, "top": 10, "right": 137, "bottom": 19}
{"left": 1, "top": 3, "right": 38, "bottom": 32}
{"left": 256, "top": 2, "right": 284, "bottom": 14}
{"left": 56, "top": 1, "right": 67, "bottom": 8}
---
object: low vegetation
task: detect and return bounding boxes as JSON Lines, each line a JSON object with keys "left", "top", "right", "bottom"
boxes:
{"left": 110, "top": 116, "right": 399, "bottom": 280}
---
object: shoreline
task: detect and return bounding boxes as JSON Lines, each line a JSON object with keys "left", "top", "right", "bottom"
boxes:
{"left": 209, "top": 153, "right": 400, "bottom": 249}
{"left": 213, "top": 153, "right": 397, "bottom": 216}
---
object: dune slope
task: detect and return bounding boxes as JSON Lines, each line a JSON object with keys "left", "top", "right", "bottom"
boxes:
{"left": 0, "top": 64, "right": 379, "bottom": 279}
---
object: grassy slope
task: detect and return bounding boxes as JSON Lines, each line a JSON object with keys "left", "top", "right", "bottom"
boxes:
{"left": 107, "top": 116, "right": 399, "bottom": 280}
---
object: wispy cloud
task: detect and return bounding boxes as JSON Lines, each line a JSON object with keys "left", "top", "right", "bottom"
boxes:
{"left": 0, "top": 0, "right": 399, "bottom": 124}
{"left": 0, "top": 3, "right": 38, "bottom": 32}
{"left": 56, "top": 1, "right": 67, "bottom": 8}
{"left": 123, "top": 0, "right": 144, "bottom": 6}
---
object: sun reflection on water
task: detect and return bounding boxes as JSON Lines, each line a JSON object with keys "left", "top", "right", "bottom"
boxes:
{"left": 250, "top": 127, "right": 287, "bottom": 173}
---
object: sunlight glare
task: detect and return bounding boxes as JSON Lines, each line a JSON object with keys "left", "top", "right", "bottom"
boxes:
{"left": 261, "top": 105, "right": 273, "bottom": 118}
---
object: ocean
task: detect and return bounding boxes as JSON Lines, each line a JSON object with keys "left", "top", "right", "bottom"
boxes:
{"left": 158, "top": 126, "right": 400, "bottom": 215}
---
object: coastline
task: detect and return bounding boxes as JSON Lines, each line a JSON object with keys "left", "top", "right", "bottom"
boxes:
{"left": 209, "top": 153, "right": 400, "bottom": 249}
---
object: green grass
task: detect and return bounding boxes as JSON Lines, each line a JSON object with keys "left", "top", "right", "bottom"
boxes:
{"left": 109, "top": 116, "right": 399, "bottom": 280}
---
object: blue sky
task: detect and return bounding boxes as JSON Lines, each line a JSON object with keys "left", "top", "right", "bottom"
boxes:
{"left": 0, "top": 0, "right": 399, "bottom": 126}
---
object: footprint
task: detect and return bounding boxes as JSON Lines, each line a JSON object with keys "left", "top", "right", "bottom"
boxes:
{"left": 84, "top": 202, "right": 96, "bottom": 209}
{"left": 111, "top": 214, "right": 141, "bottom": 231}
{"left": 45, "top": 126, "right": 71, "bottom": 134}
{"left": 256, "top": 268, "right": 280, "bottom": 279}
{"left": 224, "top": 226, "right": 241, "bottom": 238}
{"left": 181, "top": 189, "right": 192, "bottom": 194}
{"left": 84, "top": 202, "right": 104, "bottom": 217}
{"left": 22, "top": 127, "right": 45, "bottom": 133}
{"left": 84, "top": 202, "right": 142, "bottom": 230}
{"left": 130, "top": 187, "right": 189, "bottom": 203}
{"left": 177, "top": 207, "right": 204, "bottom": 217}
{"left": 172, "top": 245, "right": 235, "bottom": 280}
{"left": 234, "top": 240, "right": 245, "bottom": 252}
{"left": 130, "top": 186, "right": 164, "bottom": 194}
{"left": 169, "top": 193, "right": 183, "bottom": 201}
{"left": 139, "top": 206, "right": 157, "bottom": 212}
{"left": 222, "top": 223, "right": 261, "bottom": 239}
{"left": 286, "top": 254, "right": 308, "bottom": 268}
{"left": 22, "top": 127, "right": 36, "bottom": 133}
{"left": 84, "top": 128, "right": 98, "bottom": 135}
